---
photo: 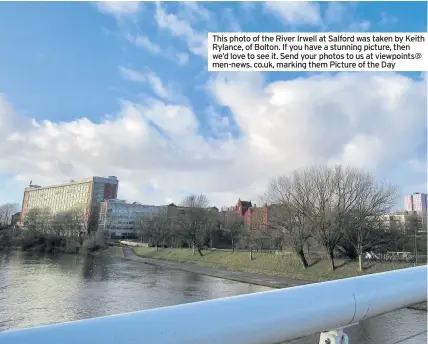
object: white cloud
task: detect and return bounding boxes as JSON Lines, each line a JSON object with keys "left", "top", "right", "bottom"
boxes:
{"left": 119, "top": 67, "right": 174, "bottom": 101}
{"left": 264, "top": 1, "right": 322, "bottom": 26}
{"left": 324, "top": 2, "right": 347, "bottom": 24}
{"left": 223, "top": 8, "right": 242, "bottom": 32}
{"left": 264, "top": 2, "right": 372, "bottom": 32}
{"left": 132, "top": 35, "right": 162, "bottom": 55}
{"left": 206, "top": 106, "right": 232, "bottom": 139}
{"left": 241, "top": 2, "right": 257, "bottom": 12}
{"left": 175, "top": 52, "right": 189, "bottom": 65}
{"left": 95, "top": 1, "right": 141, "bottom": 18}
{"left": 323, "top": 2, "right": 372, "bottom": 32}
{"left": 126, "top": 33, "right": 189, "bottom": 66}
{"left": 348, "top": 20, "right": 371, "bottom": 32}
{"left": 208, "top": 72, "right": 426, "bottom": 197}
{"left": 154, "top": 2, "right": 208, "bottom": 57}
{"left": 379, "top": 12, "right": 399, "bottom": 25}
{"left": 0, "top": 72, "right": 426, "bottom": 208}
{"left": 119, "top": 66, "right": 147, "bottom": 83}
{"left": 179, "top": 1, "right": 212, "bottom": 22}
{"left": 144, "top": 73, "right": 169, "bottom": 100}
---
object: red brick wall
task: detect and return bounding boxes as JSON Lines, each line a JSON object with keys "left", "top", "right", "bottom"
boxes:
{"left": 104, "top": 183, "right": 118, "bottom": 200}
{"left": 245, "top": 207, "right": 269, "bottom": 230}
{"left": 244, "top": 209, "right": 251, "bottom": 226}
{"left": 20, "top": 190, "right": 30, "bottom": 221}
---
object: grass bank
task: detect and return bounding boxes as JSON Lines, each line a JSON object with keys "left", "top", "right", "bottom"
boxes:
{"left": 134, "top": 247, "right": 421, "bottom": 282}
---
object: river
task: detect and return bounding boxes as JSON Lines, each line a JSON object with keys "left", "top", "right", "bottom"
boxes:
{"left": 0, "top": 251, "right": 426, "bottom": 343}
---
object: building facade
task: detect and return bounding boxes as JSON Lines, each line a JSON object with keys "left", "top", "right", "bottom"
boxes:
{"left": 234, "top": 199, "right": 269, "bottom": 230}
{"left": 381, "top": 211, "right": 425, "bottom": 232}
{"left": 404, "top": 192, "right": 427, "bottom": 215}
{"left": 98, "top": 199, "right": 165, "bottom": 238}
{"left": 11, "top": 212, "right": 21, "bottom": 227}
{"left": 20, "top": 176, "right": 119, "bottom": 224}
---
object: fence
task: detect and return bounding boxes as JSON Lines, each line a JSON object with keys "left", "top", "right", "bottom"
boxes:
{"left": 118, "top": 240, "right": 148, "bottom": 247}
{"left": 0, "top": 266, "right": 426, "bottom": 344}
{"left": 364, "top": 251, "right": 428, "bottom": 263}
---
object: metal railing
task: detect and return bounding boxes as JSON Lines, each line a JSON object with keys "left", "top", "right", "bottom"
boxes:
{"left": 0, "top": 266, "right": 426, "bottom": 344}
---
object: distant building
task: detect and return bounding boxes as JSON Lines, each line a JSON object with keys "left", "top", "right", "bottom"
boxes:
{"left": 98, "top": 199, "right": 166, "bottom": 239}
{"left": 404, "top": 192, "right": 427, "bottom": 215}
{"left": 381, "top": 211, "right": 425, "bottom": 232}
{"left": 236, "top": 199, "right": 252, "bottom": 216}
{"left": 234, "top": 199, "right": 270, "bottom": 230}
{"left": 11, "top": 212, "right": 21, "bottom": 227}
{"left": 20, "top": 176, "right": 119, "bottom": 225}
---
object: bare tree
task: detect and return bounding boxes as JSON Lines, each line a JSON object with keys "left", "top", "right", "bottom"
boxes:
{"left": 139, "top": 211, "right": 171, "bottom": 250}
{"left": 404, "top": 213, "right": 427, "bottom": 264}
{"left": 264, "top": 176, "right": 314, "bottom": 268}
{"left": 23, "top": 208, "right": 41, "bottom": 233}
{"left": 302, "top": 166, "right": 343, "bottom": 270}
{"left": 173, "top": 194, "right": 213, "bottom": 256}
{"left": 51, "top": 208, "right": 87, "bottom": 242}
{"left": 239, "top": 224, "right": 258, "bottom": 260}
{"left": 335, "top": 172, "right": 397, "bottom": 271}
{"left": 294, "top": 166, "right": 362, "bottom": 270}
{"left": 0, "top": 203, "right": 20, "bottom": 229}
{"left": 222, "top": 211, "right": 245, "bottom": 252}
{"left": 23, "top": 207, "right": 52, "bottom": 234}
{"left": 82, "top": 208, "right": 103, "bottom": 237}
{"left": 50, "top": 211, "right": 68, "bottom": 238}
{"left": 267, "top": 165, "right": 394, "bottom": 271}
{"left": 252, "top": 229, "right": 269, "bottom": 253}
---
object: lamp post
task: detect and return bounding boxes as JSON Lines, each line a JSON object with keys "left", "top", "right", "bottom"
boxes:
{"left": 414, "top": 224, "right": 418, "bottom": 265}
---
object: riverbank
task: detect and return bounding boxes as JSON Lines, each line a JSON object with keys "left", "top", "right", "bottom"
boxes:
{"left": 0, "top": 229, "right": 108, "bottom": 255}
{"left": 129, "top": 247, "right": 426, "bottom": 311}
{"left": 133, "top": 247, "right": 421, "bottom": 282}
{"left": 123, "top": 247, "right": 309, "bottom": 288}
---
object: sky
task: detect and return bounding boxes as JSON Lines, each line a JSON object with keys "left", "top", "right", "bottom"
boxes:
{"left": 0, "top": 1, "right": 426, "bottom": 209}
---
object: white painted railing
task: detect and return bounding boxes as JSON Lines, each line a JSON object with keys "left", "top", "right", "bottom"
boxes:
{"left": 0, "top": 266, "right": 426, "bottom": 344}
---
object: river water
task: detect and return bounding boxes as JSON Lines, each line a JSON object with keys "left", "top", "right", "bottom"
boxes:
{"left": 0, "top": 251, "right": 426, "bottom": 343}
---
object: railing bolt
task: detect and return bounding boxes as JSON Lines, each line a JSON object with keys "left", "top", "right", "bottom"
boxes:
{"left": 319, "top": 329, "right": 349, "bottom": 344}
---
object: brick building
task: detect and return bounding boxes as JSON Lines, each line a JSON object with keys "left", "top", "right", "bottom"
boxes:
{"left": 235, "top": 199, "right": 269, "bottom": 230}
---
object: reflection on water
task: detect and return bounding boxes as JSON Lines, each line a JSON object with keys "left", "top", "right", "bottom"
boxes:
{"left": 0, "top": 251, "right": 426, "bottom": 344}
{"left": 0, "top": 251, "right": 269, "bottom": 331}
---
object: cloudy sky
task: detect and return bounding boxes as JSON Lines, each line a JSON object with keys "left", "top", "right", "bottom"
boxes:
{"left": 0, "top": 1, "right": 426, "bottom": 209}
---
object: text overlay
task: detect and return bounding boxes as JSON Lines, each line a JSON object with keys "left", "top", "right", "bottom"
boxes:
{"left": 207, "top": 33, "right": 428, "bottom": 72}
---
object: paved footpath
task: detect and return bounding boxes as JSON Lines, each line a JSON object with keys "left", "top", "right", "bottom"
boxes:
{"left": 122, "top": 247, "right": 310, "bottom": 289}
{"left": 121, "top": 247, "right": 427, "bottom": 311}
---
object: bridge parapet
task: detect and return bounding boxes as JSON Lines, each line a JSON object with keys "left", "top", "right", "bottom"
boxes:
{"left": 0, "top": 266, "right": 426, "bottom": 344}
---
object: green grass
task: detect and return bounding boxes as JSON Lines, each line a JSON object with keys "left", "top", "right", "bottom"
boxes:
{"left": 134, "top": 247, "right": 422, "bottom": 283}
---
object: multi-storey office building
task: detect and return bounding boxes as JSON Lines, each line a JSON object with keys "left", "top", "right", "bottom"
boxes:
{"left": 98, "top": 199, "right": 165, "bottom": 239}
{"left": 380, "top": 211, "right": 426, "bottom": 232}
{"left": 98, "top": 201, "right": 220, "bottom": 239}
{"left": 20, "top": 176, "right": 119, "bottom": 224}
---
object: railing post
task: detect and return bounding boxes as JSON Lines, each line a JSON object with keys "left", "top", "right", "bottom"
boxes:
{"left": 319, "top": 328, "right": 349, "bottom": 344}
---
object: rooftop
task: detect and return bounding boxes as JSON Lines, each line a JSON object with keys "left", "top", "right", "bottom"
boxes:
{"left": 25, "top": 176, "right": 118, "bottom": 191}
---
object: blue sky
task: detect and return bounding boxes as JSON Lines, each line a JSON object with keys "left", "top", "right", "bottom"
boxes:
{"left": 0, "top": 1, "right": 426, "bottom": 208}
